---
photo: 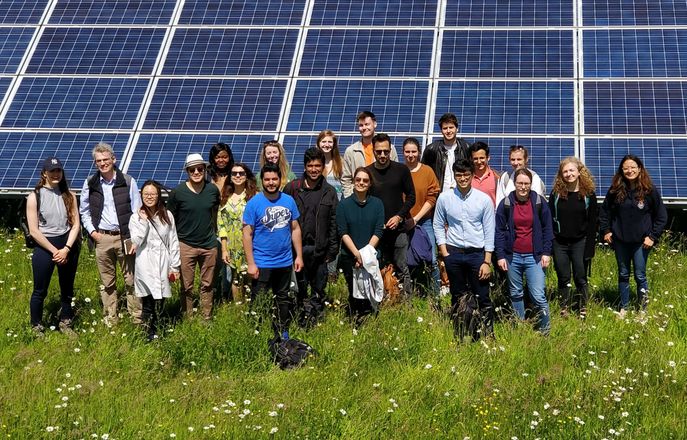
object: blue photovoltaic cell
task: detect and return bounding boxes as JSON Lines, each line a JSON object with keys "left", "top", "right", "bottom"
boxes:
{"left": 179, "top": 0, "right": 305, "bottom": 25}
{"left": 310, "top": 0, "right": 437, "bottom": 26}
{"left": 300, "top": 30, "right": 433, "bottom": 77}
{"left": 584, "top": 138, "right": 687, "bottom": 198}
{"left": 0, "top": 131, "right": 130, "bottom": 189}
{"left": 582, "top": 0, "right": 687, "bottom": 26}
{"left": 0, "top": 27, "right": 34, "bottom": 74}
{"left": 2, "top": 77, "right": 149, "bottom": 129}
{"left": 583, "top": 29, "right": 687, "bottom": 78}
{"left": 0, "top": 0, "right": 48, "bottom": 24}
{"left": 435, "top": 82, "right": 575, "bottom": 135}
{"left": 446, "top": 0, "right": 573, "bottom": 27}
{"left": 49, "top": 0, "right": 176, "bottom": 25}
{"left": 583, "top": 82, "right": 687, "bottom": 135}
{"left": 287, "top": 80, "right": 428, "bottom": 132}
{"left": 128, "top": 134, "right": 266, "bottom": 187}
{"left": 27, "top": 27, "right": 165, "bottom": 75}
{"left": 441, "top": 31, "right": 574, "bottom": 78}
{"left": 144, "top": 79, "right": 287, "bottom": 131}
{"left": 163, "top": 28, "right": 298, "bottom": 76}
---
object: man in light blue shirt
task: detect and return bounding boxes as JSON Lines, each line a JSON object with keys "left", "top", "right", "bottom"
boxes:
{"left": 433, "top": 159, "right": 495, "bottom": 340}
{"left": 80, "top": 142, "right": 142, "bottom": 325}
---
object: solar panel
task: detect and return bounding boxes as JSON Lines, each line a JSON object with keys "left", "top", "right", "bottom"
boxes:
{"left": 583, "top": 29, "right": 687, "bottom": 78}
{"left": 435, "top": 81, "right": 575, "bottom": 135}
{"left": 1, "top": 77, "right": 149, "bottom": 129}
{"left": 310, "top": 0, "right": 437, "bottom": 26}
{"left": 179, "top": 0, "right": 305, "bottom": 26}
{"left": 0, "top": 0, "right": 48, "bottom": 24}
{"left": 582, "top": 0, "right": 687, "bottom": 26}
{"left": 127, "top": 134, "right": 266, "bottom": 188}
{"left": 163, "top": 28, "right": 298, "bottom": 76}
{"left": 0, "top": 27, "right": 34, "bottom": 74}
{"left": 0, "top": 131, "right": 130, "bottom": 189}
{"left": 445, "top": 0, "right": 574, "bottom": 27}
{"left": 300, "top": 30, "right": 434, "bottom": 78}
{"left": 287, "top": 80, "right": 428, "bottom": 132}
{"left": 49, "top": 0, "right": 176, "bottom": 25}
{"left": 27, "top": 27, "right": 165, "bottom": 75}
{"left": 441, "top": 31, "right": 574, "bottom": 79}
{"left": 583, "top": 81, "right": 687, "bottom": 135}
{"left": 584, "top": 138, "right": 687, "bottom": 198}
{"left": 143, "top": 79, "right": 287, "bottom": 131}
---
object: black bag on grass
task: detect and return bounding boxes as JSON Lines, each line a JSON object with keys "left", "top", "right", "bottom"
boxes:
{"left": 268, "top": 337, "right": 316, "bottom": 370}
{"left": 452, "top": 292, "right": 481, "bottom": 342}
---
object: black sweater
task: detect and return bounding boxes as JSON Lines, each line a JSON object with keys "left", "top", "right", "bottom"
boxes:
{"left": 365, "top": 161, "right": 416, "bottom": 222}
{"left": 548, "top": 191, "right": 599, "bottom": 259}
{"left": 599, "top": 186, "right": 667, "bottom": 243}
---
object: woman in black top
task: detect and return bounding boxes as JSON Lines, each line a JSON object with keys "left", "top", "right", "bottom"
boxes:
{"left": 599, "top": 155, "right": 667, "bottom": 318}
{"left": 549, "top": 157, "right": 598, "bottom": 318}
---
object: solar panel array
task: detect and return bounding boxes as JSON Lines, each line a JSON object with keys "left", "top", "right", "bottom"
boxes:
{"left": 0, "top": 0, "right": 685, "bottom": 202}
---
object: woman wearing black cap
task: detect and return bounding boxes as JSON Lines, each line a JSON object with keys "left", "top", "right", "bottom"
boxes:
{"left": 26, "top": 157, "right": 81, "bottom": 336}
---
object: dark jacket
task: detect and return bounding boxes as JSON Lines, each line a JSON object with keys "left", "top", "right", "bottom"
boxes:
{"left": 420, "top": 138, "right": 470, "bottom": 190}
{"left": 283, "top": 174, "right": 339, "bottom": 261}
{"left": 599, "top": 186, "right": 667, "bottom": 243}
{"left": 495, "top": 191, "right": 554, "bottom": 263}
{"left": 87, "top": 168, "right": 134, "bottom": 239}
{"left": 549, "top": 191, "right": 599, "bottom": 260}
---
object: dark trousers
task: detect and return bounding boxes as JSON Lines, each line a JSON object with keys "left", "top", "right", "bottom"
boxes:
{"left": 30, "top": 233, "right": 80, "bottom": 326}
{"left": 553, "top": 237, "right": 588, "bottom": 313}
{"left": 296, "top": 246, "right": 329, "bottom": 318}
{"left": 380, "top": 231, "right": 411, "bottom": 297}
{"left": 251, "top": 266, "right": 294, "bottom": 336}
{"left": 340, "top": 253, "right": 375, "bottom": 318}
{"left": 444, "top": 248, "right": 494, "bottom": 334}
{"left": 141, "top": 295, "right": 165, "bottom": 337}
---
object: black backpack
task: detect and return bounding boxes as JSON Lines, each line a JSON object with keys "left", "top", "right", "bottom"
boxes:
{"left": 451, "top": 292, "right": 482, "bottom": 342}
{"left": 268, "top": 337, "right": 316, "bottom": 370}
{"left": 19, "top": 190, "right": 41, "bottom": 248}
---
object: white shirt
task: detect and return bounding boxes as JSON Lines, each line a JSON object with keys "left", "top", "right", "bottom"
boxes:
{"left": 441, "top": 143, "right": 457, "bottom": 193}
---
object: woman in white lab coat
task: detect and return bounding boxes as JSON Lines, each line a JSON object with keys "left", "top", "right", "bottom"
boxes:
{"left": 129, "top": 180, "right": 180, "bottom": 340}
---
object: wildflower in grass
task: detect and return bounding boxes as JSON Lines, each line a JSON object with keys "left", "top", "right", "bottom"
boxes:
{"left": 417, "top": 316, "right": 424, "bottom": 323}
{"left": 169, "top": 434, "right": 176, "bottom": 438}
{"left": 244, "top": 399, "right": 251, "bottom": 405}
{"left": 46, "top": 426, "right": 56, "bottom": 432}
{"left": 339, "top": 409, "right": 347, "bottom": 416}
{"left": 187, "top": 426, "right": 194, "bottom": 432}
{"left": 276, "top": 403, "right": 284, "bottom": 409}
{"left": 270, "top": 427, "right": 278, "bottom": 434}
{"left": 269, "top": 411, "right": 278, "bottom": 417}
{"left": 425, "top": 364, "right": 432, "bottom": 369}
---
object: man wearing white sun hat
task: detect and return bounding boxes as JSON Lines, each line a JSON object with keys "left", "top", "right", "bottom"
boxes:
{"left": 167, "top": 153, "right": 220, "bottom": 321}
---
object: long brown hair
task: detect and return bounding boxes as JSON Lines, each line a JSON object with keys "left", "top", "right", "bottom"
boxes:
{"left": 140, "top": 180, "right": 170, "bottom": 225}
{"left": 221, "top": 163, "right": 258, "bottom": 206}
{"left": 34, "top": 168, "right": 76, "bottom": 226}
{"left": 551, "top": 156, "right": 596, "bottom": 199}
{"left": 608, "top": 154, "right": 654, "bottom": 203}
{"left": 316, "top": 129, "right": 342, "bottom": 179}
{"left": 259, "top": 140, "right": 291, "bottom": 189}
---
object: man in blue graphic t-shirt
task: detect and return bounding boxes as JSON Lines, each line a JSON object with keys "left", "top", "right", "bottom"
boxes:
{"left": 243, "top": 163, "right": 303, "bottom": 340}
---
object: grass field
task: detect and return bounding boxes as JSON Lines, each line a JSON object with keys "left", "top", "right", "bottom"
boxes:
{"left": 0, "top": 230, "right": 685, "bottom": 439}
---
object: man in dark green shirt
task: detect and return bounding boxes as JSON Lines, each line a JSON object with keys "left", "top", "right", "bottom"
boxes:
{"left": 167, "top": 153, "right": 220, "bottom": 320}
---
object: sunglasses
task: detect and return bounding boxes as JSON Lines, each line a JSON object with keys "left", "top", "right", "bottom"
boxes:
{"left": 354, "top": 177, "right": 370, "bottom": 183}
{"left": 187, "top": 166, "right": 206, "bottom": 174}
{"left": 231, "top": 171, "right": 246, "bottom": 177}
{"left": 374, "top": 150, "right": 391, "bottom": 156}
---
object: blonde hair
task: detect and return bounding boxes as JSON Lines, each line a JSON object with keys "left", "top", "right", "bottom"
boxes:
{"left": 316, "top": 129, "right": 342, "bottom": 179}
{"left": 259, "top": 140, "right": 291, "bottom": 189}
{"left": 551, "top": 156, "right": 596, "bottom": 199}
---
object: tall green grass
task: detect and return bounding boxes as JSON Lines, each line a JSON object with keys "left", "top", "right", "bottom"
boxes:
{"left": 0, "top": 231, "right": 685, "bottom": 439}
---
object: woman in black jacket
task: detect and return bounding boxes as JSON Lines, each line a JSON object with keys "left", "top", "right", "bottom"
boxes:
{"left": 599, "top": 155, "right": 667, "bottom": 318}
{"left": 549, "top": 157, "right": 598, "bottom": 319}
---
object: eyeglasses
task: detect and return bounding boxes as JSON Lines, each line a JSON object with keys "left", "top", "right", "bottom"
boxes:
{"left": 454, "top": 173, "right": 472, "bottom": 180}
{"left": 231, "top": 171, "right": 246, "bottom": 177}
{"left": 142, "top": 193, "right": 158, "bottom": 198}
{"left": 187, "top": 166, "right": 205, "bottom": 174}
{"left": 374, "top": 150, "right": 391, "bottom": 156}
{"left": 354, "top": 177, "right": 370, "bottom": 183}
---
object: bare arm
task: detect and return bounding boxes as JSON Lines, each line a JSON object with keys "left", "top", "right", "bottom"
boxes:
{"left": 291, "top": 220, "right": 303, "bottom": 272}
{"left": 242, "top": 224, "right": 258, "bottom": 279}
{"left": 26, "top": 192, "right": 58, "bottom": 254}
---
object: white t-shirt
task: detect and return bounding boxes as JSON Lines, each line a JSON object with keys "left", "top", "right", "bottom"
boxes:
{"left": 442, "top": 143, "right": 457, "bottom": 193}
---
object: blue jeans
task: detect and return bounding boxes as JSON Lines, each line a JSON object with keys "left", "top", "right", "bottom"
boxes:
{"left": 613, "top": 240, "right": 650, "bottom": 310}
{"left": 507, "top": 252, "right": 550, "bottom": 334}
{"left": 418, "top": 218, "right": 441, "bottom": 294}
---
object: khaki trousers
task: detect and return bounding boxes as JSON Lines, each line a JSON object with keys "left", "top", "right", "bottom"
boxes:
{"left": 95, "top": 233, "right": 141, "bottom": 324}
{"left": 179, "top": 241, "right": 217, "bottom": 320}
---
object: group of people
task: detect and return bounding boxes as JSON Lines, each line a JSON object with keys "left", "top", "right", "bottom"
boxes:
{"left": 26, "top": 111, "right": 668, "bottom": 342}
